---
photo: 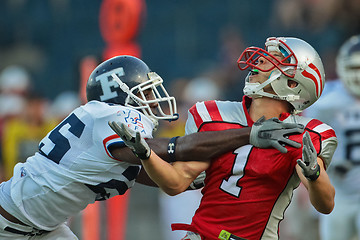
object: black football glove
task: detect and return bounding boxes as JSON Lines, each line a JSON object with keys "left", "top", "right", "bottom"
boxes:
{"left": 297, "top": 131, "right": 321, "bottom": 181}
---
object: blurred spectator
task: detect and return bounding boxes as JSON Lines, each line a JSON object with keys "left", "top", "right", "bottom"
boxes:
{"left": 270, "top": 0, "right": 339, "bottom": 40}
{"left": 334, "top": 0, "right": 360, "bottom": 37}
{"left": 270, "top": 0, "right": 338, "bottom": 32}
{"left": 0, "top": 65, "right": 32, "bottom": 180}
{"left": 49, "top": 91, "right": 81, "bottom": 122}
{"left": 1, "top": 92, "right": 56, "bottom": 180}
{"left": 0, "top": 65, "right": 30, "bottom": 119}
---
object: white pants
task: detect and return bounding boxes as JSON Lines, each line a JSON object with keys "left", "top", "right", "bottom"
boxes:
{"left": 0, "top": 213, "right": 78, "bottom": 240}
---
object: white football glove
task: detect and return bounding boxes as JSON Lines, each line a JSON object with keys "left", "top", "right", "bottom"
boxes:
{"left": 108, "top": 121, "right": 151, "bottom": 160}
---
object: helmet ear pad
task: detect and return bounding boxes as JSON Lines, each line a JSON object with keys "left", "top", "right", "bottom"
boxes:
{"left": 271, "top": 74, "right": 311, "bottom": 111}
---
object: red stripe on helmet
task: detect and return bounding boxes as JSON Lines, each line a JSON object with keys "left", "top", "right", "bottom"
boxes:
{"left": 301, "top": 64, "right": 323, "bottom": 98}
{"left": 309, "top": 63, "right": 323, "bottom": 95}
{"left": 301, "top": 70, "right": 319, "bottom": 97}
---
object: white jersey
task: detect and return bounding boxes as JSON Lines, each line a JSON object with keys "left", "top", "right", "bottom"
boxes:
{"left": 0, "top": 100, "right": 154, "bottom": 231}
{"left": 304, "top": 79, "right": 360, "bottom": 195}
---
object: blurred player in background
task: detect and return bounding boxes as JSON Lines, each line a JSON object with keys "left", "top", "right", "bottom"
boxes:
{"left": 305, "top": 34, "right": 360, "bottom": 240}
{"left": 110, "top": 37, "right": 337, "bottom": 240}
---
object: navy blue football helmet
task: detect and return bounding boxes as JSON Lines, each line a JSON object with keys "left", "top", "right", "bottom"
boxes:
{"left": 86, "top": 55, "right": 178, "bottom": 122}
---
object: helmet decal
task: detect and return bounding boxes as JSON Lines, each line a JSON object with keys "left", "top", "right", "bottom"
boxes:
{"left": 300, "top": 63, "right": 323, "bottom": 97}
{"left": 96, "top": 67, "right": 125, "bottom": 102}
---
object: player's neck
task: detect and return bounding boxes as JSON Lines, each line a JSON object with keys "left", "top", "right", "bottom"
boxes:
{"left": 249, "top": 97, "right": 289, "bottom": 121}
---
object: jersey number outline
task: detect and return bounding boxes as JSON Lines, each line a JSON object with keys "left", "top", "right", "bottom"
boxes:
{"left": 39, "top": 113, "right": 85, "bottom": 164}
{"left": 39, "top": 112, "right": 140, "bottom": 200}
{"left": 219, "top": 145, "right": 252, "bottom": 197}
{"left": 86, "top": 166, "right": 140, "bottom": 201}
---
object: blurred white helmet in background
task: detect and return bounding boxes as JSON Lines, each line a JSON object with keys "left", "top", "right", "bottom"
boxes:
{"left": 50, "top": 91, "right": 81, "bottom": 120}
{"left": 183, "top": 77, "right": 220, "bottom": 104}
{"left": 336, "top": 34, "right": 360, "bottom": 97}
{"left": 0, "top": 94, "right": 26, "bottom": 117}
{"left": 0, "top": 65, "right": 31, "bottom": 94}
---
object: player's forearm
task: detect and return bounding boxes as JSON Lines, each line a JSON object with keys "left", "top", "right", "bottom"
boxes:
{"left": 141, "top": 150, "right": 192, "bottom": 195}
{"left": 298, "top": 164, "right": 335, "bottom": 214}
{"left": 308, "top": 171, "right": 335, "bottom": 214}
{"left": 175, "top": 128, "right": 251, "bottom": 161}
{"left": 146, "top": 138, "right": 171, "bottom": 161}
{"left": 147, "top": 128, "right": 251, "bottom": 162}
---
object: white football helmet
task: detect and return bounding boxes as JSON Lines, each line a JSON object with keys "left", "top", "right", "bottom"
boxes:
{"left": 336, "top": 35, "right": 360, "bottom": 97}
{"left": 237, "top": 37, "right": 325, "bottom": 113}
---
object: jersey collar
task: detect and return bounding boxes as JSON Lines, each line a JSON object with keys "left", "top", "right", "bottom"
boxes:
{"left": 242, "top": 95, "right": 291, "bottom": 126}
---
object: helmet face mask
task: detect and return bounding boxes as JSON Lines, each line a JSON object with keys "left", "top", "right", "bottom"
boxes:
{"left": 86, "top": 55, "right": 178, "bottom": 123}
{"left": 237, "top": 37, "right": 325, "bottom": 113}
{"left": 121, "top": 72, "right": 178, "bottom": 121}
{"left": 337, "top": 35, "right": 360, "bottom": 97}
{"left": 238, "top": 37, "right": 298, "bottom": 78}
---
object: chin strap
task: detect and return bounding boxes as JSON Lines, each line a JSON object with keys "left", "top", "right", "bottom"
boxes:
{"left": 243, "top": 70, "right": 281, "bottom": 98}
{"left": 243, "top": 69, "right": 300, "bottom": 102}
{"left": 111, "top": 73, "right": 130, "bottom": 93}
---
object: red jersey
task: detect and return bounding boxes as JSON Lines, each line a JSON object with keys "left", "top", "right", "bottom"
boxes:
{"left": 172, "top": 97, "right": 337, "bottom": 240}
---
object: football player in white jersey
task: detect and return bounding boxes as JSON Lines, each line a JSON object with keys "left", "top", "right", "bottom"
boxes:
{"left": 110, "top": 37, "right": 338, "bottom": 240}
{"left": 305, "top": 35, "right": 360, "bottom": 240}
{"left": 0, "top": 55, "right": 304, "bottom": 239}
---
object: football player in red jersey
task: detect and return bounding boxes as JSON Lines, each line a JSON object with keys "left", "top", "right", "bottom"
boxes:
{"left": 110, "top": 37, "right": 337, "bottom": 240}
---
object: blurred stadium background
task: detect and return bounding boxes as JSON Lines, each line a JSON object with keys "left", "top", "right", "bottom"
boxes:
{"left": 0, "top": 0, "right": 359, "bottom": 239}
